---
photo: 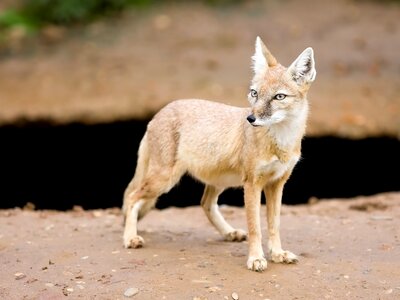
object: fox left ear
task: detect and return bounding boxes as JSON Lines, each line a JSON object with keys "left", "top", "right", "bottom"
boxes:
{"left": 288, "top": 47, "right": 316, "bottom": 84}
{"left": 252, "top": 36, "right": 278, "bottom": 75}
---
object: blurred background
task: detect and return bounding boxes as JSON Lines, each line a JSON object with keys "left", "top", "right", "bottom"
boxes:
{"left": 0, "top": 0, "right": 399, "bottom": 210}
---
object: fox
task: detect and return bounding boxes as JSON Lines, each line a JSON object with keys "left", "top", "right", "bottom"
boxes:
{"left": 122, "top": 36, "right": 316, "bottom": 272}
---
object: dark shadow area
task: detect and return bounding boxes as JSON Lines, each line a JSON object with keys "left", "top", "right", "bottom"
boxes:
{"left": 0, "top": 120, "right": 399, "bottom": 210}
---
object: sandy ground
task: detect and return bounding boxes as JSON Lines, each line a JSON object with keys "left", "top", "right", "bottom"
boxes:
{"left": 0, "top": 0, "right": 399, "bottom": 138}
{"left": 1, "top": 192, "right": 399, "bottom": 299}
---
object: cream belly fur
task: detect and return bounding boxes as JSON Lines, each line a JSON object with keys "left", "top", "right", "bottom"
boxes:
{"left": 188, "top": 155, "right": 299, "bottom": 189}
{"left": 192, "top": 171, "right": 243, "bottom": 189}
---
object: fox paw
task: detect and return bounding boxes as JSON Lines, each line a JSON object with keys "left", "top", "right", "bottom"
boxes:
{"left": 224, "top": 229, "right": 247, "bottom": 242}
{"left": 124, "top": 235, "right": 145, "bottom": 249}
{"left": 270, "top": 250, "right": 298, "bottom": 264}
{"left": 247, "top": 256, "right": 267, "bottom": 272}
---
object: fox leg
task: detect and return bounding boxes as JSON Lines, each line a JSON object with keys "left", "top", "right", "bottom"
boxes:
{"left": 123, "top": 184, "right": 157, "bottom": 224}
{"left": 123, "top": 167, "right": 184, "bottom": 249}
{"left": 264, "top": 178, "right": 298, "bottom": 264}
{"left": 201, "top": 185, "right": 247, "bottom": 242}
{"left": 122, "top": 133, "right": 150, "bottom": 219}
{"left": 123, "top": 195, "right": 146, "bottom": 248}
{"left": 244, "top": 183, "right": 267, "bottom": 272}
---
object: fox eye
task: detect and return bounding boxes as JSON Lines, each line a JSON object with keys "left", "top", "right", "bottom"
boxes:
{"left": 250, "top": 89, "right": 258, "bottom": 98}
{"left": 273, "top": 93, "right": 286, "bottom": 100}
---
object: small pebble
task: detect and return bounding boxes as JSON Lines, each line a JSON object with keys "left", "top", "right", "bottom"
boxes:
{"left": 45, "top": 283, "right": 54, "bottom": 287}
{"left": 124, "top": 287, "right": 139, "bottom": 297}
{"left": 14, "top": 272, "right": 26, "bottom": 280}
{"left": 93, "top": 211, "right": 103, "bottom": 217}
{"left": 192, "top": 279, "right": 211, "bottom": 284}
{"left": 44, "top": 224, "right": 54, "bottom": 231}
{"left": 385, "top": 289, "right": 393, "bottom": 295}
{"left": 208, "top": 286, "right": 221, "bottom": 292}
{"left": 72, "top": 205, "right": 84, "bottom": 212}
{"left": 232, "top": 292, "right": 239, "bottom": 300}
{"left": 370, "top": 216, "right": 393, "bottom": 221}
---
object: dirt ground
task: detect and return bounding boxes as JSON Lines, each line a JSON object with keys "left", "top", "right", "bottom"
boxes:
{"left": 0, "top": 0, "right": 399, "bottom": 138}
{"left": 1, "top": 192, "right": 399, "bottom": 299}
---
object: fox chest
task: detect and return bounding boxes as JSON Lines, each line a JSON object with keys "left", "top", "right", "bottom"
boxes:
{"left": 255, "top": 155, "right": 299, "bottom": 183}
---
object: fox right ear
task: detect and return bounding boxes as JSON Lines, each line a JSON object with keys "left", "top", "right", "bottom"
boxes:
{"left": 252, "top": 36, "right": 277, "bottom": 75}
{"left": 288, "top": 47, "right": 316, "bottom": 84}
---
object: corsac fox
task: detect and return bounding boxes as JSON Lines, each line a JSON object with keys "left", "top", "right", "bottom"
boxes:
{"left": 122, "top": 37, "right": 316, "bottom": 272}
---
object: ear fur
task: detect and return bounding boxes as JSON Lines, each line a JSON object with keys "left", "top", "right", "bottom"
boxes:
{"left": 252, "top": 36, "right": 277, "bottom": 75}
{"left": 288, "top": 47, "right": 316, "bottom": 84}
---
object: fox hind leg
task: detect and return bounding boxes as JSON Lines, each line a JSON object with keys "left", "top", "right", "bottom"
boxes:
{"left": 123, "top": 197, "right": 146, "bottom": 248}
{"left": 122, "top": 133, "right": 150, "bottom": 219}
{"left": 123, "top": 167, "right": 184, "bottom": 249}
{"left": 201, "top": 185, "right": 247, "bottom": 242}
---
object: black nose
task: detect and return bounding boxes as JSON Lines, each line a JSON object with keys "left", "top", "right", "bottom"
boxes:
{"left": 247, "top": 114, "right": 256, "bottom": 124}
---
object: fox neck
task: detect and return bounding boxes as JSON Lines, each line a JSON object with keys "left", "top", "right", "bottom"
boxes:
{"left": 254, "top": 101, "right": 308, "bottom": 158}
{"left": 270, "top": 102, "right": 308, "bottom": 150}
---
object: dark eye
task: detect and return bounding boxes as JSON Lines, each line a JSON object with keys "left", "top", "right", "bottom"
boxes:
{"left": 250, "top": 89, "right": 258, "bottom": 98}
{"left": 274, "top": 93, "right": 286, "bottom": 100}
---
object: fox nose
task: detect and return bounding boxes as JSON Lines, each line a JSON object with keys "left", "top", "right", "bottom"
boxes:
{"left": 247, "top": 114, "right": 256, "bottom": 124}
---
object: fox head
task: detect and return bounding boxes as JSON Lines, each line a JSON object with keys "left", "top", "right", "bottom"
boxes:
{"left": 247, "top": 37, "right": 316, "bottom": 127}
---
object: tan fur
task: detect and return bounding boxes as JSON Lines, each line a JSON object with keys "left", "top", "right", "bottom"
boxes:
{"left": 122, "top": 37, "right": 316, "bottom": 272}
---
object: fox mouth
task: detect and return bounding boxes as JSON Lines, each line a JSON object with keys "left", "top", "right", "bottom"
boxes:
{"left": 247, "top": 114, "right": 265, "bottom": 127}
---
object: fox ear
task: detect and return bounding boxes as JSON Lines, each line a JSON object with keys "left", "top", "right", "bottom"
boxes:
{"left": 288, "top": 47, "right": 316, "bottom": 84}
{"left": 252, "top": 36, "right": 277, "bottom": 75}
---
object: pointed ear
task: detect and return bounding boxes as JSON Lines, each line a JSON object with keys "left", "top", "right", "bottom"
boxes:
{"left": 288, "top": 47, "right": 316, "bottom": 84}
{"left": 251, "top": 36, "right": 278, "bottom": 75}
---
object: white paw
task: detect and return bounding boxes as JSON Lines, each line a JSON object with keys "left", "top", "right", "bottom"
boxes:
{"left": 270, "top": 250, "right": 298, "bottom": 264}
{"left": 247, "top": 256, "right": 267, "bottom": 272}
{"left": 225, "top": 229, "right": 248, "bottom": 242}
{"left": 124, "top": 235, "right": 145, "bottom": 249}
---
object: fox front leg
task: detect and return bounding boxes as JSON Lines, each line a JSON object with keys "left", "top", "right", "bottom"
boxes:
{"left": 244, "top": 183, "right": 267, "bottom": 272}
{"left": 264, "top": 178, "right": 298, "bottom": 264}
